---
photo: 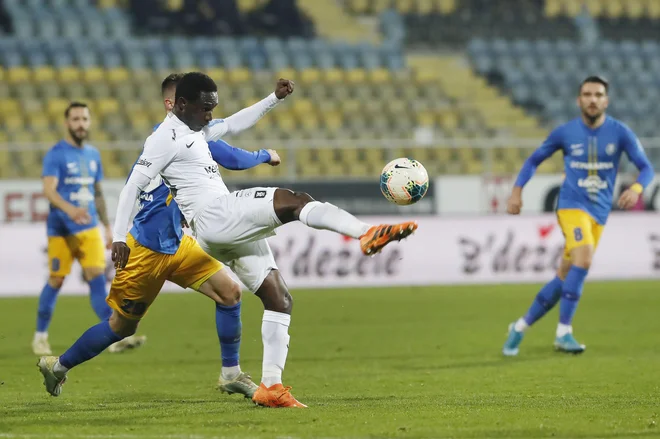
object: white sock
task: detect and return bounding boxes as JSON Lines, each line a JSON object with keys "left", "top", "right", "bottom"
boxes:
{"left": 556, "top": 323, "right": 573, "bottom": 337}
{"left": 299, "top": 201, "right": 371, "bottom": 239}
{"left": 221, "top": 365, "right": 242, "bottom": 381}
{"left": 513, "top": 317, "right": 529, "bottom": 332}
{"left": 34, "top": 331, "right": 48, "bottom": 341}
{"left": 53, "top": 360, "right": 68, "bottom": 377}
{"left": 261, "top": 310, "right": 291, "bottom": 388}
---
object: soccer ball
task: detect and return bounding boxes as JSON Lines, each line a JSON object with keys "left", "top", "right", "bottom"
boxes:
{"left": 380, "top": 158, "right": 429, "bottom": 205}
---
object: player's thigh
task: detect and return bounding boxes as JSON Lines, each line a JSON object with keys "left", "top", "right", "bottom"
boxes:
{"left": 106, "top": 235, "right": 166, "bottom": 320}
{"left": 168, "top": 235, "right": 224, "bottom": 290}
{"left": 214, "top": 239, "right": 278, "bottom": 294}
{"left": 47, "top": 235, "right": 74, "bottom": 277}
{"left": 73, "top": 227, "right": 106, "bottom": 270}
{"left": 195, "top": 187, "right": 281, "bottom": 246}
{"left": 557, "top": 209, "right": 596, "bottom": 263}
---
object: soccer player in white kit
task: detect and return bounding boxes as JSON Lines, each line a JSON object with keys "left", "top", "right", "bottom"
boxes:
{"left": 111, "top": 73, "right": 418, "bottom": 407}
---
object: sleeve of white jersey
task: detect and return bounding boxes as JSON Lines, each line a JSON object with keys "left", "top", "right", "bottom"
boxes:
{"left": 132, "top": 131, "right": 178, "bottom": 180}
{"left": 203, "top": 93, "right": 281, "bottom": 141}
{"left": 112, "top": 171, "right": 151, "bottom": 243}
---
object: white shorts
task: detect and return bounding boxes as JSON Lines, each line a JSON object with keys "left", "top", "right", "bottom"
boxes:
{"left": 192, "top": 187, "right": 281, "bottom": 292}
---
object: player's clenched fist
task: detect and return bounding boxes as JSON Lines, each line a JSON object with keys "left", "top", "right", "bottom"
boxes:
{"left": 266, "top": 149, "right": 281, "bottom": 166}
{"left": 507, "top": 188, "right": 523, "bottom": 215}
{"left": 111, "top": 241, "right": 131, "bottom": 269}
{"left": 275, "top": 79, "right": 294, "bottom": 99}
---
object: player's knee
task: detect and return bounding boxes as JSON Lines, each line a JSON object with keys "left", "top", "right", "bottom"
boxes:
{"left": 274, "top": 188, "right": 315, "bottom": 223}
{"left": 48, "top": 276, "right": 65, "bottom": 290}
{"left": 256, "top": 270, "right": 293, "bottom": 314}
{"left": 109, "top": 311, "right": 139, "bottom": 338}
{"left": 83, "top": 267, "right": 104, "bottom": 282}
{"left": 573, "top": 256, "right": 592, "bottom": 270}
{"left": 216, "top": 281, "right": 242, "bottom": 307}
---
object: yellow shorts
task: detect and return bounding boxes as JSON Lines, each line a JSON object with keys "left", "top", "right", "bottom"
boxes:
{"left": 556, "top": 209, "right": 605, "bottom": 260}
{"left": 48, "top": 227, "right": 106, "bottom": 277}
{"left": 107, "top": 233, "right": 223, "bottom": 320}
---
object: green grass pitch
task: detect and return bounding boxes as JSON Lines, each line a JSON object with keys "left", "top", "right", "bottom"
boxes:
{"left": 1, "top": 281, "right": 660, "bottom": 439}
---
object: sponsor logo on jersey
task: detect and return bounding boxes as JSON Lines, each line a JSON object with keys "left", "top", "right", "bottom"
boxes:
{"left": 578, "top": 175, "right": 608, "bottom": 192}
{"left": 64, "top": 176, "right": 95, "bottom": 185}
{"left": 89, "top": 160, "right": 98, "bottom": 173}
{"left": 255, "top": 190, "right": 266, "bottom": 198}
{"left": 139, "top": 193, "right": 154, "bottom": 202}
{"left": 137, "top": 158, "right": 152, "bottom": 168}
{"left": 606, "top": 143, "right": 617, "bottom": 155}
{"left": 569, "top": 161, "right": 614, "bottom": 170}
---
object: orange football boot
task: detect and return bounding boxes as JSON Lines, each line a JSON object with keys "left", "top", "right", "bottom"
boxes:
{"left": 252, "top": 383, "right": 307, "bottom": 408}
{"left": 359, "top": 221, "right": 418, "bottom": 255}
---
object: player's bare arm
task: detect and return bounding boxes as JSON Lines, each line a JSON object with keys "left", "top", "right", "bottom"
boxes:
{"left": 94, "top": 181, "right": 112, "bottom": 248}
{"left": 507, "top": 186, "right": 523, "bottom": 215}
{"left": 42, "top": 176, "right": 91, "bottom": 225}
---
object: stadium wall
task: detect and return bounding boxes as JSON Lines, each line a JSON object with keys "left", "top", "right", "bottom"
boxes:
{"left": 2, "top": 212, "right": 659, "bottom": 297}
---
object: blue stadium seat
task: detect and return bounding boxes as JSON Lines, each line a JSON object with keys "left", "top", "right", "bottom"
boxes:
{"left": 51, "top": 52, "right": 74, "bottom": 68}
{"left": 100, "top": 52, "right": 122, "bottom": 69}
{"left": 126, "top": 52, "right": 148, "bottom": 70}
{"left": 291, "top": 53, "right": 313, "bottom": 70}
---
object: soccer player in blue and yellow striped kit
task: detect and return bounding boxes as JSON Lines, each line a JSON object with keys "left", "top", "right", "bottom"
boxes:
{"left": 503, "top": 76, "right": 654, "bottom": 355}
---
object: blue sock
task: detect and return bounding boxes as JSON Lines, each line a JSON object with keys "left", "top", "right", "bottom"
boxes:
{"left": 523, "top": 276, "right": 563, "bottom": 326}
{"left": 87, "top": 275, "right": 112, "bottom": 321}
{"left": 559, "top": 266, "right": 589, "bottom": 325}
{"left": 36, "top": 283, "right": 60, "bottom": 332}
{"left": 59, "top": 320, "right": 122, "bottom": 370}
{"left": 216, "top": 302, "right": 241, "bottom": 367}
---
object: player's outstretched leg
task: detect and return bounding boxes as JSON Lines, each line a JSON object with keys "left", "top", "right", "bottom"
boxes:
{"left": 503, "top": 276, "right": 563, "bottom": 356}
{"left": 33, "top": 276, "right": 64, "bottom": 356}
{"left": 252, "top": 270, "right": 306, "bottom": 408}
{"left": 274, "top": 189, "right": 417, "bottom": 255}
{"left": 37, "top": 311, "right": 137, "bottom": 396}
{"left": 196, "top": 269, "right": 258, "bottom": 398}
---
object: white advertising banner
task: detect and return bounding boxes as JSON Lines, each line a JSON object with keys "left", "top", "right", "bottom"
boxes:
{"left": 1, "top": 214, "right": 659, "bottom": 297}
{"left": 435, "top": 174, "right": 660, "bottom": 214}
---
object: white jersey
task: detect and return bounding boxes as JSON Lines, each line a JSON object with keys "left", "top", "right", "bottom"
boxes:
{"left": 132, "top": 113, "right": 231, "bottom": 222}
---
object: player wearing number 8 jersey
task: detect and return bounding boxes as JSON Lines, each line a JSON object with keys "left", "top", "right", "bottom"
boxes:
{"left": 502, "top": 76, "right": 654, "bottom": 356}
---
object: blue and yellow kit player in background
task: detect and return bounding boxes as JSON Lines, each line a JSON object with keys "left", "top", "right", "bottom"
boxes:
{"left": 33, "top": 102, "right": 138, "bottom": 355}
{"left": 502, "top": 76, "right": 654, "bottom": 356}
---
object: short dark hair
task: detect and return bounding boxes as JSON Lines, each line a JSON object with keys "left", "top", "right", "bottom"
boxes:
{"left": 65, "top": 101, "right": 89, "bottom": 118}
{"left": 175, "top": 72, "right": 217, "bottom": 103}
{"left": 579, "top": 76, "right": 609, "bottom": 94}
{"left": 161, "top": 73, "right": 184, "bottom": 96}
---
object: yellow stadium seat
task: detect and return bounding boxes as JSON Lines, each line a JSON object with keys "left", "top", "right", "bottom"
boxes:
{"left": 274, "top": 113, "right": 296, "bottom": 131}
{"left": 0, "top": 99, "right": 20, "bottom": 116}
{"left": 92, "top": 130, "right": 111, "bottom": 142}
{"left": 237, "top": 0, "right": 261, "bottom": 12}
{"left": 7, "top": 67, "right": 31, "bottom": 84}
{"left": 0, "top": 67, "right": 5, "bottom": 82}
{"left": 82, "top": 67, "right": 105, "bottom": 83}
{"left": 416, "top": 111, "right": 435, "bottom": 127}
{"left": 371, "top": 0, "right": 391, "bottom": 14}
{"left": 227, "top": 68, "right": 251, "bottom": 83}
{"left": 648, "top": 0, "right": 660, "bottom": 18}
{"left": 57, "top": 67, "right": 81, "bottom": 83}
{"left": 47, "top": 98, "right": 70, "bottom": 119}
{"left": 345, "top": 69, "right": 367, "bottom": 84}
{"left": 604, "top": 0, "right": 624, "bottom": 17}
{"left": 394, "top": 0, "right": 414, "bottom": 13}
{"left": 438, "top": 0, "right": 456, "bottom": 14}
{"left": 106, "top": 67, "right": 129, "bottom": 84}
{"left": 625, "top": 0, "right": 644, "bottom": 17}
{"left": 544, "top": 0, "right": 561, "bottom": 16}
{"left": 300, "top": 68, "right": 321, "bottom": 85}
{"left": 323, "top": 69, "right": 344, "bottom": 84}
{"left": 204, "top": 68, "right": 226, "bottom": 82}
{"left": 417, "top": 0, "right": 435, "bottom": 14}
{"left": 98, "top": 0, "right": 118, "bottom": 6}
{"left": 292, "top": 99, "right": 314, "bottom": 115}
{"left": 322, "top": 111, "right": 343, "bottom": 132}
{"left": 11, "top": 131, "right": 35, "bottom": 143}
{"left": 33, "top": 66, "right": 56, "bottom": 83}
{"left": 96, "top": 99, "right": 120, "bottom": 116}
{"left": 368, "top": 68, "right": 391, "bottom": 84}
{"left": 347, "top": 0, "right": 370, "bottom": 14}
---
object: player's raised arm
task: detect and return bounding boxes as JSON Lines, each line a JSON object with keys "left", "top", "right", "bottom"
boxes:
{"left": 42, "top": 149, "right": 91, "bottom": 225}
{"left": 111, "top": 133, "right": 177, "bottom": 268}
{"left": 617, "top": 126, "right": 655, "bottom": 209}
{"left": 208, "top": 139, "right": 279, "bottom": 170}
{"left": 507, "top": 129, "right": 563, "bottom": 215}
{"left": 203, "top": 79, "right": 294, "bottom": 141}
